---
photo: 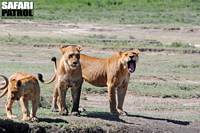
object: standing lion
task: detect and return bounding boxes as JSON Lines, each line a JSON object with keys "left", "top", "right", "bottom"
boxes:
{"left": 79, "top": 49, "right": 140, "bottom": 115}
{"left": 0, "top": 72, "right": 40, "bottom": 121}
{"left": 38, "top": 45, "right": 83, "bottom": 116}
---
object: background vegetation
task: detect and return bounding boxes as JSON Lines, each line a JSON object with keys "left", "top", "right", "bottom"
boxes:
{"left": 34, "top": 0, "right": 200, "bottom": 25}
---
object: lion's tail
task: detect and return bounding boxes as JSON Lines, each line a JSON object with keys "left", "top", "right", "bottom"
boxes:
{"left": 37, "top": 57, "right": 57, "bottom": 84}
{"left": 0, "top": 88, "right": 8, "bottom": 98}
{"left": 0, "top": 75, "right": 9, "bottom": 90}
{"left": 0, "top": 75, "right": 8, "bottom": 98}
{"left": 51, "top": 57, "right": 57, "bottom": 73}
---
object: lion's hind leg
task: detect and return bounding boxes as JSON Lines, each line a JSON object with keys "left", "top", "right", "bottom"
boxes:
{"left": 30, "top": 82, "right": 40, "bottom": 121}
{"left": 19, "top": 97, "right": 31, "bottom": 121}
{"left": 31, "top": 96, "right": 39, "bottom": 121}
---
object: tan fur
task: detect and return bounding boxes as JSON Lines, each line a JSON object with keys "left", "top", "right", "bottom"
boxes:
{"left": 79, "top": 49, "right": 140, "bottom": 115}
{"left": 0, "top": 72, "right": 40, "bottom": 121}
{"left": 50, "top": 49, "right": 140, "bottom": 115}
{"left": 38, "top": 46, "right": 83, "bottom": 115}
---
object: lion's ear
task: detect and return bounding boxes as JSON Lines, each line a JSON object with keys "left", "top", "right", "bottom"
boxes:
{"left": 132, "top": 49, "right": 140, "bottom": 55}
{"left": 118, "top": 51, "right": 123, "bottom": 56}
{"left": 59, "top": 46, "right": 68, "bottom": 54}
{"left": 76, "top": 45, "right": 83, "bottom": 52}
{"left": 16, "top": 80, "right": 22, "bottom": 87}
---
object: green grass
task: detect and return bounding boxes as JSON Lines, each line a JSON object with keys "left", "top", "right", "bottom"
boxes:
{"left": 0, "top": 35, "right": 199, "bottom": 51}
{"left": 137, "top": 53, "right": 200, "bottom": 79}
{"left": 33, "top": 0, "right": 200, "bottom": 25}
{"left": 130, "top": 81, "right": 200, "bottom": 98}
{"left": 1, "top": 0, "right": 200, "bottom": 25}
{"left": 0, "top": 44, "right": 199, "bottom": 99}
{"left": 144, "top": 103, "right": 200, "bottom": 111}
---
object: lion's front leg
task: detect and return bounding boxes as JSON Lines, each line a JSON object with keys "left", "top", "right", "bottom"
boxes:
{"left": 57, "top": 83, "right": 68, "bottom": 115}
{"left": 117, "top": 82, "right": 128, "bottom": 116}
{"left": 51, "top": 85, "right": 59, "bottom": 112}
{"left": 19, "top": 96, "right": 30, "bottom": 121}
{"left": 71, "top": 84, "right": 82, "bottom": 116}
{"left": 5, "top": 97, "right": 16, "bottom": 119}
{"left": 107, "top": 84, "right": 118, "bottom": 115}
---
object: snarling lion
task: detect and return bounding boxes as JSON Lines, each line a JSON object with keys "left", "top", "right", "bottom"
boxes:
{"left": 80, "top": 49, "right": 140, "bottom": 115}
{"left": 0, "top": 72, "right": 40, "bottom": 121}
{"left": 46, "top": 48, "right": 140, "bottom": 115}
{"left": 38, "top": 45, "right": 83, "bottom": 116}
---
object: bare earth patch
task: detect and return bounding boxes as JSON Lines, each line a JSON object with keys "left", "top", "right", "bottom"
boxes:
{"left": 0, "top": 94, "right": 199, "bottom": 132}
{"left": 1, "top": 20, "right": 200, "bottom": 46}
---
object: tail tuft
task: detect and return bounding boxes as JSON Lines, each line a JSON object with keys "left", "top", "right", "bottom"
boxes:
{"left": 37, "top": 73, "right": 44, "bottom": 82}
{"left": 51, "top": 57, "right": 56, "bottom": 62}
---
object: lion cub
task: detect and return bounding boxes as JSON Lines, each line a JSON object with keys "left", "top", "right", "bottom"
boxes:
{"left": 0, "top": 72, "right": 40, "bottom": 121}
{"left": 38, "top": 45, "right": 83, "bottom": 116}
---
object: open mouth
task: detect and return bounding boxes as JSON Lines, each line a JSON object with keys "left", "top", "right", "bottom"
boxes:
{"left": 71, "top": 64, "right": 77, "bottom": 68}
{"left": 127, "top": 59, "right": 136, "bottom": 73}
{"left": 70, "top": 63, "right": 79, "bottom": 69}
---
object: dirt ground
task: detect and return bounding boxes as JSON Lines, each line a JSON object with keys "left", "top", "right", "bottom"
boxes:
{"left": 0, "top": 94, "right": 199, "bottom": 132}
{"left": 0, "top": 20, "right": 200, "bottom": 133}
{"left": 80, "top": 94, "right": 200, "bottom": 133}
{"left": 1, "top": 20, "right": 200, "bottom": 47}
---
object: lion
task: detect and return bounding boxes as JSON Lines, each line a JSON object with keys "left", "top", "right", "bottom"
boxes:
{"left": 0, "top": 72, "right": 40, "bottom": 121}
{"left": 80, "top": 49, "right": 139, "bottom": 115}
{"left": 38, "top": 45, "right": 83, "bottom": 116}
{"left": 48, "top": 48, "right": 140, "bottom": 115}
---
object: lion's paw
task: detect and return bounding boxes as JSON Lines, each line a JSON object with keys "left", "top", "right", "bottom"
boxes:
{"left": 7, "top": 115, "right": 17, "bottom": 119}
{"left": 78, "top": 107, "right": 86, "bottom": 112}
{"left": 22, "top": 116, "right": 31, "bottom": 121}
{"left": 31, "top": 117, "right": 39, "bottom": 122}
{"left": 117, "top": 109, "right": 128, "bottom": 116}
{"left": 59, "top": 110, "right": 68, "bottom": 116}
{"left": 70, "top": 111, "right": 80, "bottom": 116}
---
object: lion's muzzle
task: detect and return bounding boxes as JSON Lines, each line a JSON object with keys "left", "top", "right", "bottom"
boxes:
{"left": 70, "top": 61, "right": 80, "bottom": 69}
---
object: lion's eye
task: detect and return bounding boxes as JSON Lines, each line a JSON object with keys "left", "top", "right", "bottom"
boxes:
{"left": 69, "top": 54, "right": 73, "bottom": 58}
